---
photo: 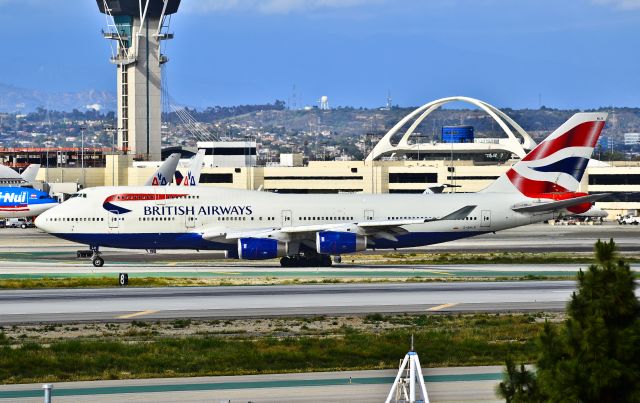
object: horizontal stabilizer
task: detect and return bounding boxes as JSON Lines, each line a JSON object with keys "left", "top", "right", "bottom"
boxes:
{"left": 512, "top": 194, "right": 610, "bottom": 213}
{"left": 439, "top": 205, "right": 477, "bottom": 221}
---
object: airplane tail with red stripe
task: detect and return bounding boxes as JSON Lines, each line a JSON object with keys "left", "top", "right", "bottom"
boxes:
{"left": 482, "top": 112, "right": 607, "bottom": 197}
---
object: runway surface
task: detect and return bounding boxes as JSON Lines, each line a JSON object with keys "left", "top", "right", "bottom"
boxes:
{"left": 3, "top": 280, "right": 633, "bottom": 324}
{"left": 0, "top": 366, "right": 503, "bottom": 402}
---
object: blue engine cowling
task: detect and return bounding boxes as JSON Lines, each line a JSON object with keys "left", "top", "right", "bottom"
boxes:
{"left": 315, "top": 231, "right": 367, "bottom": 255}
{"left": 238, "top": 238, "right": 288, "bottom": 260}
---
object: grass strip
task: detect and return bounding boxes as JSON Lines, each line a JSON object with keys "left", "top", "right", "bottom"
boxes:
{"left": 0, "top": 274, "right": 581, "bottom": 289}
{"left": 0, "top": 314, "right": 552, "bottom": 384}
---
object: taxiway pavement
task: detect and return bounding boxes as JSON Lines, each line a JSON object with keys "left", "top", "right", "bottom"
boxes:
{"left": 2, "top": 280, "right": 633, "bottom": 324}
{"left": 0, "top": 366, "right": 503, "bottom": 402}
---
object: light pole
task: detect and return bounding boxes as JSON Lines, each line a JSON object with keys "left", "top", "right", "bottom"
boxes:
{"left": 80, "top": 126, "right": 86, "bottom": 187}
{"left": 105, "top": 125, "right": 118, "bottom": 186}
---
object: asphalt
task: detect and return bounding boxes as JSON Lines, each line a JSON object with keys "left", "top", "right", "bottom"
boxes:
{"left": 0, "top": 280, "right": 625, "bottom": 324}
{"left": 0, "top": 366, "right": 504, "bottom": 402}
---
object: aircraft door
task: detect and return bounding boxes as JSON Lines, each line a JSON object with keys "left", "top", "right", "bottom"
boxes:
{"left": 481, "top": 210, "right": 491, "bottom": 227}
{"left": 364, "top": 209, "right": 374, "bottom": 221}
{"left": 282, "top": 210, "right": 292, "bottom": 227}
{"left": 155, "top": 187, "right": 166, "bottom": 205}
{"left": 108, "top": 211, "right": 119, "bottom": 230}
{"left": 185, "top": 215, "right": 196, "bottom": 229}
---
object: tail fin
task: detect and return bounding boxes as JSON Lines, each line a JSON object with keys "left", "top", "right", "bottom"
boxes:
{"left": 20, "top": 164, "right": 40, "bottom": 182}
{"left": 178, "top": 149, "right": 205, "bottom": 187}
{"left": 145, "top": 153, "right": 180, "bottom": 186}
{"left": 481, "top": 112, "right": 607, "bottom": 196}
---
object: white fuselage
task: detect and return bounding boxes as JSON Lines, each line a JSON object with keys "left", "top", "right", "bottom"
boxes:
{"left": 35, "top": 185, "right": 550, "bottom": 256}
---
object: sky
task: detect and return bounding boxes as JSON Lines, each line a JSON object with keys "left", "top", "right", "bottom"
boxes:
{"left": 0, "top": 0, "right": 639, "bottom": 109}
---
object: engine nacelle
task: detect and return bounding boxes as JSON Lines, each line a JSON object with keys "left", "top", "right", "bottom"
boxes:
{"left": 238, "top": 238, "right": 288, "bottom": 260}
{"left": 316, "top": 231, "right": 367, "bottom": 255}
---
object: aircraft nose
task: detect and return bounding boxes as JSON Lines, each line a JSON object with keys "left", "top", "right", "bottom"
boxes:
{"left": 35, "top": 208, "right": 54, "bottom": 232}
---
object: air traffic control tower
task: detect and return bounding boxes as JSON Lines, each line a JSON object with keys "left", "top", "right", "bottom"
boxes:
{"left": 97, "top": 0, "right": 181, "bottom": 161}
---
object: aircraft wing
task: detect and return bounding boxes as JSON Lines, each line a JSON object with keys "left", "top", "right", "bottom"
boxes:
{"left": 511, "top": 194, "right": 610, "bottom": 213}
{"left": 200, "top": 205, "right": 477, "bottom": 243}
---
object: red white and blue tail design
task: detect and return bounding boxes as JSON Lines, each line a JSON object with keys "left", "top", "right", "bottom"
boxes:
{"left": 482, "top": 112, "right": 607, "bottom": 197}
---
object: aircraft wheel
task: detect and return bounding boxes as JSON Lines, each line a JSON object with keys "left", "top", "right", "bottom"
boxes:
{"left": 92, "top": 257, "right": 104, "bottom": 267}
{"left": 321, "top": 255, "right": 332, "bottom": 267}
{"left": 280, "top": 256, "right": 291, "bottom": 267}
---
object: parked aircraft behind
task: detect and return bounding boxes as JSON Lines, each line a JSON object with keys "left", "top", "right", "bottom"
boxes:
{"left": 36, "top": 113, "right": 608, "bottom": 267}
{"left": 0, "top": 164, "right": 40, "bottom": 186}
{"left": 145, "top": 153, "right": 181, "bottom": 186}
{"left": 175, "top": 150, "right": 205, "bottom": 186}
{"left": 0, "top": 187, "right": 58, "bottom": 219}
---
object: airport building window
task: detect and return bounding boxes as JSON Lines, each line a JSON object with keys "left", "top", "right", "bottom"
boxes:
{"left": 590, "top": 192, "right": 640, "bottom": 202}
{"left": 202, "top": 147, "right": 257, "bottom": 156}
{"left": 446, "top": 176, "right": 500, "bottom": 180}
{"left": 588, "top": 174, "right": 640, "bottom": 185}
{"left": 389, "top": 189, "right": 424, "bottom": 194}
{"left": 264, "top": 176, "right": 363, "bottom": 180}
{"left": 389, "top": 173, "right": 437, "bottom": 183}
{"left": 200, "top": 173, "right": 233, "bottom": 184}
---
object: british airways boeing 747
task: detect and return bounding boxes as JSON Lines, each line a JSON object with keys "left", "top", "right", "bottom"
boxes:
{"left": 36, "top": 113, "right": 608, "bottom": 267}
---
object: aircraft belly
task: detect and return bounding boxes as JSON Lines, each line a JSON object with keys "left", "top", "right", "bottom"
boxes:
{"left": 50, "top": 232, "right": 236, "bottom": 254}
{"left": 372, "top": 231, "right": 488, "bottom": 249}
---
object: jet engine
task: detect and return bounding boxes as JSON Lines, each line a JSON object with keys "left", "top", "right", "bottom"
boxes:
{"left": 238, "top": 238, "right": 288, "bottom": 260}
{"left": 316, "top": 231, "right": 367, "bottom": 255}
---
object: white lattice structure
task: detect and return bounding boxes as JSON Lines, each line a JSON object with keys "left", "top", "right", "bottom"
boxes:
{"left": 385, "top": 350, "right": 430, "bottom": 403}
{"left": 366, "top": 96, "right": 536, "bottom": 161}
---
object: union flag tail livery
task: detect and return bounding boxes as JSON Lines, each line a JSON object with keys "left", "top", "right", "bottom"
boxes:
{"left": 483, "top": 112, "right": 607, "bottom": 198}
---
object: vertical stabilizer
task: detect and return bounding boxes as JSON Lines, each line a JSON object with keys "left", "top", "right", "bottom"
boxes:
{"left": 20, "top": 164, "right": 41, "bottom": 183}
{"left": 145, "top": 153, "right": 181, "bottom": 186}
{"left": 178, "top": 149, "right": 205, "bottom": 187}
{"left": 481, "top": 112, "right": 607, "bottom": 196}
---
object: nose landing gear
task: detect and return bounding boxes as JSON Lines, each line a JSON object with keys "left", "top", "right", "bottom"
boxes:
{"left": 92, "top": 255, "right": 104, "bottom": 267}
{"left": 89, "top": 246, "right": 104, "bottom": 267}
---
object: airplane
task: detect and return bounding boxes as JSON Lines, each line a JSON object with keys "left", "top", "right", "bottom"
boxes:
{"left": 174, "top": 150, "right": 205, "bottom": 186}
{"left": 145, "top": 153, "right": 181, "bottom": 186}
{"left": 0, "top": 164, "right": 41, "bottom": 186}
{"left": 36, "top": 112, "right": 608, "bottom": 268}
{"left": 0, "top": 187, "right": 58, "bottom": 219}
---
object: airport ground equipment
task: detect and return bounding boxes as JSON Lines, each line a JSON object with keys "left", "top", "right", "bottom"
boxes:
{"left": 385, "top": 337, "right": 429, "bottom": 403}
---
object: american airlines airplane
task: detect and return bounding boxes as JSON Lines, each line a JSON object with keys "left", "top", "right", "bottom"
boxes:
{"left": 144, "top": 153, "right": 181, "bottom": 186}
{"left": 36, "top": 113, "right": 608, "bottom": 267}
{"left": 174, "top": 149, "right": 205, "bottom": 186}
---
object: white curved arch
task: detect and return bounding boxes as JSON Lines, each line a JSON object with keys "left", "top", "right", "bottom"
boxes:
{"left": 365, "top": 96, "right": 536, "bottom": 161}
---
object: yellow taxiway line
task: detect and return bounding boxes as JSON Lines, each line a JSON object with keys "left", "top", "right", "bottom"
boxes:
{"left": 427, "top": 303, "right": 458, "bottom": 311}
{"left": 117, "top": 310, "right": 159, "bottom": 319}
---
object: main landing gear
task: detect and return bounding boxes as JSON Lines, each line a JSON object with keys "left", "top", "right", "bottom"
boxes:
{"left": 280, "top": 254, "right": 332, "bottom": 268}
